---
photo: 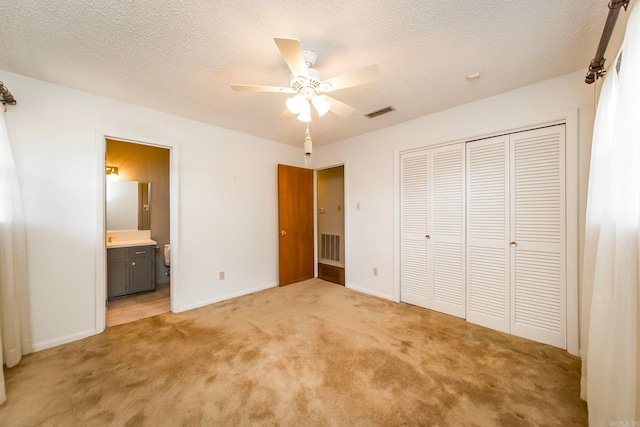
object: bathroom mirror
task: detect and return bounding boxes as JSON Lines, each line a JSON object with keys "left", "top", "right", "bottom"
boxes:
{"left": 106, "top": 180, "right": 151, "bottom": 231}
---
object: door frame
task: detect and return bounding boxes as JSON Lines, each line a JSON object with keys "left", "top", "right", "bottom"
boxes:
{"left": 95, "top": 129, "right": 180, "bottom": 333}
{"left": 393, "top": 109, "right": 579, "bottom": 356}
{"left": 314, "top": 162, "right": 348, "bottom": 283}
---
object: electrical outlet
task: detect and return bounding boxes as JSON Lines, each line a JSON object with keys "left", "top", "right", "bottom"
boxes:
{"left": 373, "top": 267, "right": 378, "bottom": 276}
{"left": 219, "top": 271, "right": 225, "bottom": 280}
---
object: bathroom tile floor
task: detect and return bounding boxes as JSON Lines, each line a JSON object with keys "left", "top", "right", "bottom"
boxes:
{"left": 106, "top": 283, "right": 171, "bottom": 327}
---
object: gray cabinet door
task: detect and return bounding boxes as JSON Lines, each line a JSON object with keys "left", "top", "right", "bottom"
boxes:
{"left": 107, "top": 248, "right": 128, "bottom": 298}
{"left": 129, "top": 256, "right": 154, "bottom": 293}
{"left": 108, "top": 245, "right": 155, "bottom": 299}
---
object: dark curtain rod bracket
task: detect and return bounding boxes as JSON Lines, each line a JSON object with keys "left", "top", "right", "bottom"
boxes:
{"left": 0, "top": 81, "right": 17, "bottom": 105}
{"left": 585, "top": 0, "right": 630, "bottom": 84}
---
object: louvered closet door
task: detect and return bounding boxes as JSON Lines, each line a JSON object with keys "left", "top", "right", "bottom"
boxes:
{"left": 466, "top": 136, "right": 510, "bottom": 332}
{"left": 510, "top": 125, "right": 566, "bottom": 348}
{"left": 400, "top": 150, "right": 430, "bottom": 308}
{"left": 430, "top": 143, "right": 466, "bottom": 318}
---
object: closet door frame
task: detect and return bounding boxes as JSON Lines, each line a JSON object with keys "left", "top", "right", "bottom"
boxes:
{"left": 393, "top": 109, "right": 579, "bottom": 356}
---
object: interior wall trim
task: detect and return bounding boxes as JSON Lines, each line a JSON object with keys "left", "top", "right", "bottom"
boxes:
{"left": 314, "top": 162, "right": 349, "bottom": 285}
{"left": 94, "top": 129, "right": 180, "bottom": 334}
{"left": 32, "top": 329, "right": 96, "bottom": 352}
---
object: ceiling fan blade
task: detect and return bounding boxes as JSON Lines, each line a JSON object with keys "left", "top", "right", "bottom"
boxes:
{"left": 322, "top": 64, "right": 380, "bottom": 92}
{"left": 274, "top": 38, "right": 309, "bottom": 79}
{"left": 231, "top": 84, "right": 294, "bottom": 93}
{"left": 325, "top": 96, "right": 357, "bottom": 118}
{"left": 278, "top": 108, "right": 295, "bottom": 120}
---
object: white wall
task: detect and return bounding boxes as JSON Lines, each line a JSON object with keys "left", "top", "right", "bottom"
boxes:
{"left": 314, "top": 69, "right": 596, "bottom": 302}
{"left": 0, "top": 67, "right": 598, "bottom": 352}
{"left": 0, "top": 70, "right": 304, "bottom": 350}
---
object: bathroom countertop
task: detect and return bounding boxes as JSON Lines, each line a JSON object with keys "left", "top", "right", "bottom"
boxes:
{"left": 107, "top": 239, "right": 157, "bottom": 249}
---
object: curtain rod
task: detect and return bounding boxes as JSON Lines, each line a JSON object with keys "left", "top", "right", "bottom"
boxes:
{"left": 585, "top": 0, "right": 630, "bottom": 84}
{"left": 0, "top": 81, "right": 17, "bottom": 105}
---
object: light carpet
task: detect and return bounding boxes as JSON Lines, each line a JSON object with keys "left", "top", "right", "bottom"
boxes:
{"left": 0, "top": 279, "right": 586, "bottom": 426}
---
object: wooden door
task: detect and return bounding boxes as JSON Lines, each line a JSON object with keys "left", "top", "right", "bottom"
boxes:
{"left": 278, "top": 164, "right": 314, "bottom": 286}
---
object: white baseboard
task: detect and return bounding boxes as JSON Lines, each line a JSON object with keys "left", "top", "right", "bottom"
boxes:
{"left": 32, "top": 329, "right": 97, "bottom": 352}
{"left": 346, "top": 284, "right": 395, "bottom": 302}
{"left": 173, "top": 282, "right": 279, "bottom": 313}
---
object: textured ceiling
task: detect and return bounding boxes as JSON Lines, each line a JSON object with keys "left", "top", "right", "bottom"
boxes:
{"left": 0, "top": 1, "right": 612, "bottom": 147}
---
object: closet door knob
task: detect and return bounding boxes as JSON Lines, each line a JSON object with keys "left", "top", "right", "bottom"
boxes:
{"left": 131, "top": 262, "right": 136, "bottom": 266}
{"left": 510, "top": 241, "right": 517, "bottom": 247}
{"left": 425, "top": 235, "right": 430, "bottom": 239}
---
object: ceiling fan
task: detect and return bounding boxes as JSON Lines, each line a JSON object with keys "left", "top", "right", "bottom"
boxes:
{"left": 231, "top": 38, "right": 380, "bottom": 122}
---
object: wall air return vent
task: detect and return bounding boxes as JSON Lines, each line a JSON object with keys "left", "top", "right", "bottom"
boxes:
{"left": 365, "top": 106, "right": 395, "bottom": 119}
{"left": 320, "top": 234, "right": 341, "bottom": 262}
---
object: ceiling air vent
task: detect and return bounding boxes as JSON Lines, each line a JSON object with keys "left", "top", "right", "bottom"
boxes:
{"left": 364, "top": 106, "right": 395, "bottom": 119}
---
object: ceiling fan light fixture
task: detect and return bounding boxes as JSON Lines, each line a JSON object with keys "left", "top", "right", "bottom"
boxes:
{"left": 286, "top": 94, "right": 306, "bottom": 114}
{"left": 311, "top": 95, "right": 331, "bottom": 116}
{"left": 297, "top": 102, "right": 312, "bottom": 122}
{"left": 231, "top": 38, "right": 380, "bottom": 127}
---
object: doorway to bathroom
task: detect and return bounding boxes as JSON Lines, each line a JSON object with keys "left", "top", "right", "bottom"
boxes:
{"left": 104, "top": 139, "right": 172, "bottom": 327}
{"left": 316, "top": 165, "right": 345, "bottom": 285}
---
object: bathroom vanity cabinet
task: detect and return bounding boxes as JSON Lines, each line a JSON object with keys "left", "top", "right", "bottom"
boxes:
{"left": 107, "top": 245, "right": 156, "bottom": 299}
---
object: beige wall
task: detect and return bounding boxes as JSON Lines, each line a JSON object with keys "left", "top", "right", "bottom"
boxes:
{"left": 106, "top": 139, "right": 171, "bottom": 282}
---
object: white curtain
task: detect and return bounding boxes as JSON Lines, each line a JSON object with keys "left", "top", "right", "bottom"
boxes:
{"left": 0, "top": 106, "right": 32, "bottom": 405}
{"left": 581, "top": 3, "right": 640, "bottom": 425}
